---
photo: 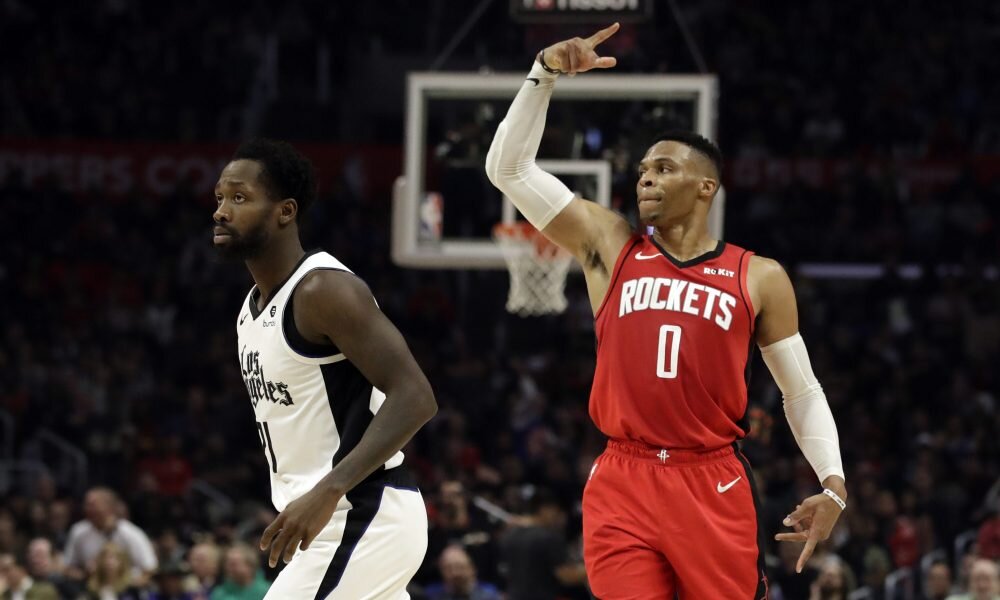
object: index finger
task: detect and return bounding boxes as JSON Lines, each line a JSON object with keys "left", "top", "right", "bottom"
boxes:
{"left": 796, "top": 537, "right": 818, "bottom": 573}
{"left": 586, "top": 22, "right": 620, "bottom": 48}
{"left": 259, "top": 514, "right": 284, "bottom": 550}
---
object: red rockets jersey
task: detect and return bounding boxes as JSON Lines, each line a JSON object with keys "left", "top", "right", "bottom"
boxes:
{"left": 590, "top": 235, "right": 757, "bottom": 451}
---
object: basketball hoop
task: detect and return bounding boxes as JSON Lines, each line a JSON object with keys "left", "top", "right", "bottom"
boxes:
{"left": 493, "top": 222, "right": 573, "bottom": 316}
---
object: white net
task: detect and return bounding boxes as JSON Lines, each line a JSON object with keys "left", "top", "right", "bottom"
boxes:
{"left": 493, "top": 222, "right": 573, "bottom": 316}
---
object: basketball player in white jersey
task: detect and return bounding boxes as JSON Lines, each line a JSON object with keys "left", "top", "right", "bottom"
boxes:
{"left": 212, "top": 139, "right": 437, "bottom": 599}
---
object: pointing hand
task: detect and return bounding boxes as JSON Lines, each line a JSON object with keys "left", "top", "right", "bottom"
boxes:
{"left": 538, "top": 22, "right": 620, "bottom": 75}
{"left": 774, "top": 492, "right": 845, "bottom": 573}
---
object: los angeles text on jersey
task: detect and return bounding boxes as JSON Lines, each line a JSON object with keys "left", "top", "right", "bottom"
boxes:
{"left": 618, "top": 277, "right": 737, "bottom": 330}
{"left": 239, "top": 345, "right": 294, "bottom": 407}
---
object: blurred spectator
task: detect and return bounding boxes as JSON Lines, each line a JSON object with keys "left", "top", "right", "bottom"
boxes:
{"left": 946, "top": 558, "right": 1000, "bottom": 600}
{"left": 0, "top": 553, "right": 59, "bottom": 600}
{"left": 209, "top": 545, "right": 268, "bottom": 600}
{"left": 498, "top": 488, "right": 586, "bottom": 600}
{"left": 185, "top": 542, "right": 221, "bottom": 599}
{"left": 956, "top": 554, "right": 981, "bottom": 597}
{"left": 889, "top": 516, "right": 922, "bottom": 568}
{"left": 84, "top": 543, "right": 148, "bottom": 600}
{"left": 772, "top": 538, "right": 821, "bottom": 600}
{"left": 25, "top": 538, "right": 80, "bottom": 599}
{"left": 64, "top": 488, "right": 158, "bottom": 583}
{"left": 979, "top": 514, "right": 1000, "bottom": 561}
{"left": 45, "top": 503, "right": 73, "bottom": 551}
{"left": 809, "top": 555, "right": 856, "bottom": 600}
{"left": 137, "top": 437, "right": 194, "bottom": 497}
{"left": 861, "top": 546, "right": 893, "bottom": 600}
{"left": 150, "top": 559, "right": 194, "bottom": 600}
{"left": 426, "top": 481, "right": 498, "bottom": 584}
{"left": 424, "top": 544, "right": 501, "bottom": 600}
{"left": 921, "top": 560, "right": 956, "bottom": 600}
{"left": 0, "top": 515, "right": 24, "bottom": 559}
{"left": 154, "top": 530, "right": 186, "bottom": 569}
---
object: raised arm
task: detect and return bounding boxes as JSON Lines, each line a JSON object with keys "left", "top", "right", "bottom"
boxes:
{"left": 485, "top": 24, "right": 634, "bottom": 311}
{"left": 750, "top": 256, "right": 847, "bottom": 573}
{"left": 259, "top": 269, "right": 436, "bottom": 567}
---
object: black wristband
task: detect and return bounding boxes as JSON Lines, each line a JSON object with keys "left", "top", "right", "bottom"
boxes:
{"left": 537, "top": 49, "right": 564, "bottom": 75}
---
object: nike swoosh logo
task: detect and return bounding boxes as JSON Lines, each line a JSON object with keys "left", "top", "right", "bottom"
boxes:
{"left": 239, "top": 314, "right": 247, "bottom": 325}
{"left": 634, "top": 252, "right": 661, "bottom": 260}
{"left": 717, "top": 476, "right": 742, "bottom": 493}
{"left": 527, "top": 77, "right": 540, "bottom": 86}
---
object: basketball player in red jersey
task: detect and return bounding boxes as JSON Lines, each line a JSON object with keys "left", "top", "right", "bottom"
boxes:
{"left": 486, "top": 24, "right": 847, "bottom": 598}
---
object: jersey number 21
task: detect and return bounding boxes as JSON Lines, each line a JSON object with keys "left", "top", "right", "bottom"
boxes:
{"left": 256, "top": 421, "right": 278, "bottom": 472}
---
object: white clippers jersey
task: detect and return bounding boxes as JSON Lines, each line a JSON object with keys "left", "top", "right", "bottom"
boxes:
{"left": 235, "top": 250, "right": 404, "bottom": 512}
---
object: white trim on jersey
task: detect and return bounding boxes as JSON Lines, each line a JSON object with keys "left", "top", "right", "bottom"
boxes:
{"left": 236, "top": 251, "right": 405, "bottom": 513}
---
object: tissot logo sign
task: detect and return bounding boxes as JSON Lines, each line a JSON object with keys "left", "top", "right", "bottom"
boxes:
{"left": 511, "top": 0, "right": 652, "bottom": 23}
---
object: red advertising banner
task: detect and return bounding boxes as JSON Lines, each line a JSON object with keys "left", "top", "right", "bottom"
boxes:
{"left": 726, "top": 157, "right": 1000, "bottom": 190}
{"left": 0, "top": 140, "right": 402, "bottom": 202}
{"left": 1, "top": 139, "right": 998, "bottom": 200}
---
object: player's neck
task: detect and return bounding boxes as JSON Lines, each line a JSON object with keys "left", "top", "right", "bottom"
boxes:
{"left": 245, "top": 238, "right": 305, "bottom": 301}
{"left": 652, "top": 222, "right": 715, "bottom": 262}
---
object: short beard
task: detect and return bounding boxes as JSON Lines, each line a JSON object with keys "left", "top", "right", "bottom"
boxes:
{"left": 213, "top": 221, "right": 270, "bottom": 261}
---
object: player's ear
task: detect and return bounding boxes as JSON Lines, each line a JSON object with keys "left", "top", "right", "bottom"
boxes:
{"left": 699, "top": 177, "right": 718, "bottom": 199}
{"left": 278, "top": 199, "right": 298, "bottom": 225}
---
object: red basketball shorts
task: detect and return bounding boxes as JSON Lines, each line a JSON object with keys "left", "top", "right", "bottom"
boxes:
{"left": 582, "top": 439, "right": 769, "bottom": 599}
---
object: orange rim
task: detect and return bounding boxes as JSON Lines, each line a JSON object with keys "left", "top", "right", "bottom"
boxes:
{"left": 493, "top": 222, "right": 564, "bottom": 257}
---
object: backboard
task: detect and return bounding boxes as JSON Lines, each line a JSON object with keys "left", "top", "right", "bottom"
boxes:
{"left": 392, "top": 71, "right": 721, "bottom": 269}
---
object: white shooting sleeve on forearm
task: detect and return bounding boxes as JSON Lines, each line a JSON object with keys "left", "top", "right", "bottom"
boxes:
{"left": 484, "top": 61, "right": 576, "bottom": 230}
{"left": 760, "top": 333, "right": 845, "bottom": 483}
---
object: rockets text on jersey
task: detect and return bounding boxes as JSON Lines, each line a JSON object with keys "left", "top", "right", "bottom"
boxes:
{"left": 590, "top": 235, "right": 757, "bottom": 451}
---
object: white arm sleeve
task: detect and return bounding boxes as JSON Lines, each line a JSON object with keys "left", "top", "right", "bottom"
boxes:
{"left": 484, "top": 61, "right": 575, "bottom": 230}
{"left": 760, "top": 333, "right": 845, "bottom": 483}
